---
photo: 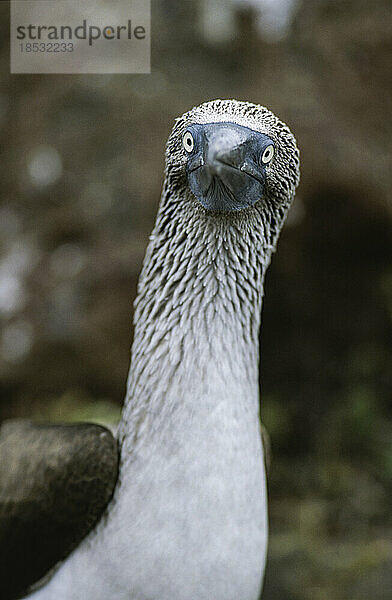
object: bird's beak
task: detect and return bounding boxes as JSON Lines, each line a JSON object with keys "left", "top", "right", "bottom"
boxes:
{"left": 187, "top": 122, "right": 266, "bottom": 212}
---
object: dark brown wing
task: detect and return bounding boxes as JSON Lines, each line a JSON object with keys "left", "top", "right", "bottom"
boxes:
{"left": 0, "top": 420, "right": 119, "bottom": 600}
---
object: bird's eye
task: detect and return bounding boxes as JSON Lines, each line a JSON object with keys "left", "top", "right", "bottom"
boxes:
{"left": 261, "top": 144, "right": 274, "bottom": 165}
{"left": 183, "top": 131, "right": 195, "bottom": 153}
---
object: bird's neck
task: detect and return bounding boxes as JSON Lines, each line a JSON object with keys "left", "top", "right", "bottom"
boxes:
{"left": 119, "top": 198, "right": 275, "bottom": 457}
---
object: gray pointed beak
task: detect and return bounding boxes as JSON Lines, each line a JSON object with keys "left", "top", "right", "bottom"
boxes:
{"left": 186, "top": 122, "right": 267, "bottom": 212}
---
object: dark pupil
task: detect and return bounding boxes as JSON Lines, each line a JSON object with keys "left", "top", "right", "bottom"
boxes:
{"left": 187, "top": 137, "right": 191, "bottom": 145}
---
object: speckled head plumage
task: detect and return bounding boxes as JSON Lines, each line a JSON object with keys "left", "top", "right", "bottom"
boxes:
{"left": 163, "top": 99, "right": 300, "bottom": 223}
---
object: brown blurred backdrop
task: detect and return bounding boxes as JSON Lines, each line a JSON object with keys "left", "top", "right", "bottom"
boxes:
{"left": 0, "top": 1, "right": 391, "bottom": 598}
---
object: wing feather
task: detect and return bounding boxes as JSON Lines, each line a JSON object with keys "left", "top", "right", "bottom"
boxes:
{"left": 0, "top": 420, "right": 119, "bottom": 599}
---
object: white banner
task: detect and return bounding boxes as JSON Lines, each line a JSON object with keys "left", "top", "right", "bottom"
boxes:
{"left": 11, "top": 0, "right": 150, "bottom": 74}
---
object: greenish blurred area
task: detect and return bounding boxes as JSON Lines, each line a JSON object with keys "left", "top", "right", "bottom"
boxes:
{"left": 0, "top": 1, "right": 391, "bottom": 598}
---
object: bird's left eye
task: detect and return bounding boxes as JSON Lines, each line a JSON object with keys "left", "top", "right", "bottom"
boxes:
{"left": 183, "top": 131, "right": 195, "bottom": 153}
{"left": 261, "top": 144, "right": 274, "bottom": 164}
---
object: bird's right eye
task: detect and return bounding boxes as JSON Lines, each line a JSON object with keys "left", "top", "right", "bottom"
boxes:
{"left": 183, "top": 131, "right": 195, "bottom": 153}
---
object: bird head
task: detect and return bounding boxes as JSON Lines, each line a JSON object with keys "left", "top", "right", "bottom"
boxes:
{"left": 165, "top": 99, "right": 300, "bottom": 217}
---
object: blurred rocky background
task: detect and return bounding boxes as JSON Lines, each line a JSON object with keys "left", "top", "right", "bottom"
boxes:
{"left": 0, "top": 0, "right": 391, "bottom": 598}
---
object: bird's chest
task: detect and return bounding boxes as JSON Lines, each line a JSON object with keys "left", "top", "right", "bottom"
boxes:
{"left": 108, "top": 397, "right": 268, "bottom": 600}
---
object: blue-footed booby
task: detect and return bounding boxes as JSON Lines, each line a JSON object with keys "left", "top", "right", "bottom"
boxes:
{"left": 0, "top": 99, "right": 300, "bottom": 600}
